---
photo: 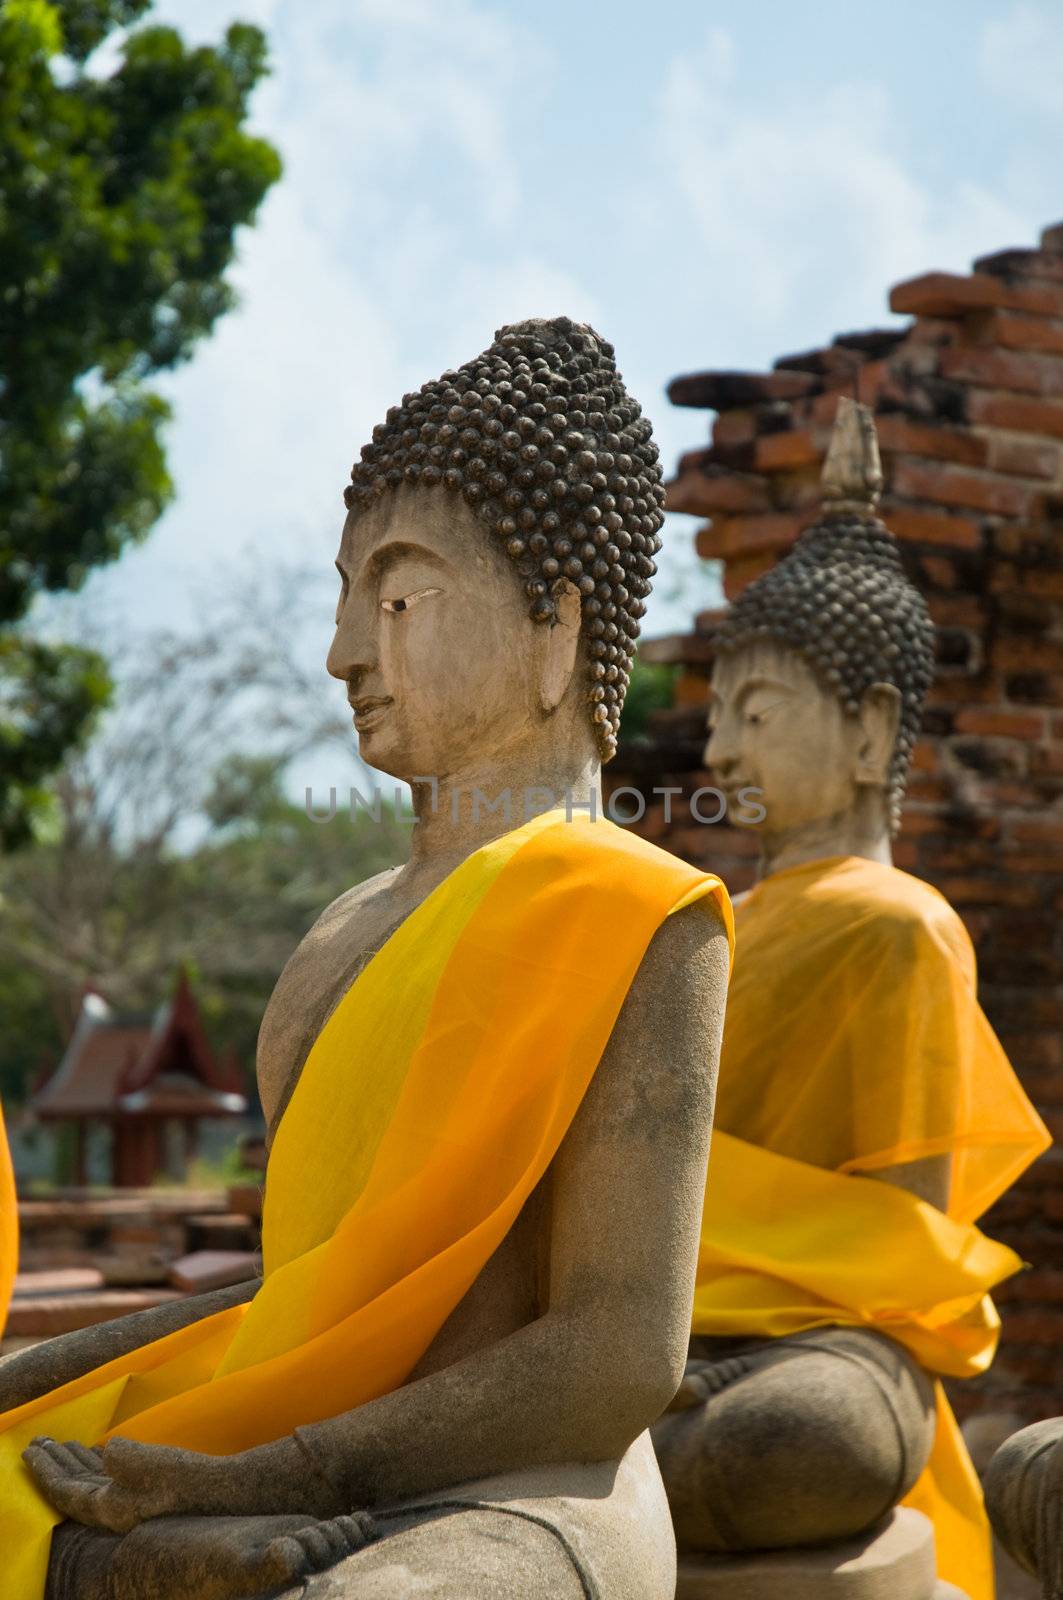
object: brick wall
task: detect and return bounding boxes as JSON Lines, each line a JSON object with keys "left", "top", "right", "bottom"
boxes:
{"left": 609, "top": 221, "right": 1063, "bottom": 1426}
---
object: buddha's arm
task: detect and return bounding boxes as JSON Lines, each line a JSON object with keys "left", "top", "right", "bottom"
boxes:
{"left": 35, "top": 900, "right": 729, "bottom": 1528}
{"left": 0, "top": 1278, "right": 260, "bottom": 1413}
{"left": 289, "top": 900, "right": 730, "bottom": 1511}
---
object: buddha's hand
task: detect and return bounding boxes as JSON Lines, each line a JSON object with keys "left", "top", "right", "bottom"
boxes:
{"left": 23, "top": 1436, "right": 224, "bottom": 1532}
{"left": 663, "top": 1358, "right": 720, "bottom": 1412}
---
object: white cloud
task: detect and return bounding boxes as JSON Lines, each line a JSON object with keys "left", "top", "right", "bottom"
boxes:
{"left": 653, "top": 28, "right": 1030, "bottom": 359}
{"left": 89, "top": 0, "right": 581, "bottom": 636}
{"left": 980, "top": 3, "right": 1063, "bottom": 118}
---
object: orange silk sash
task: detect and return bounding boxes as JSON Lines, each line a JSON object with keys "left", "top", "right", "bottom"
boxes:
{"left": 0, "top": 1100, "right": 15, "bottom": 1337}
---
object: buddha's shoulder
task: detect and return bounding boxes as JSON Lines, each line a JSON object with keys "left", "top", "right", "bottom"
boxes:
{"left": 815, "top": 859, "right": 971, "bottom": 962}
{"left": 270, "top": 866, "right": 402, "bottom": 987}
{"left": 536, "top": 814, "right": 718, "bottom": 878}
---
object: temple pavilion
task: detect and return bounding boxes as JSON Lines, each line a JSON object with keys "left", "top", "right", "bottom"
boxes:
{"left": 31, "top": 972, "right": 247, "bottom": 1188}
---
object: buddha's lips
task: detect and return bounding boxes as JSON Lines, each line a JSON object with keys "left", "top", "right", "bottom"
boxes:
{"left": 350, "top": 696, "right": 392, "bottom": 731}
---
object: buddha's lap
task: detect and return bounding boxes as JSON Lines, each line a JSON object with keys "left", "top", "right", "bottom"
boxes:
{"left": 47, "top": 1433, "right": 675, "bottom": 1600}
{"left": 654, "top": 1327, "right": 937, "bottom": 1553}
{"left": 294, "top": 1431, "right": 675, "bottom": 1600}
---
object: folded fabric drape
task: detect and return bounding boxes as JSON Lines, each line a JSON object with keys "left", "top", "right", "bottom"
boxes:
{"left": 0, "top": 807, "right": 732, "bottom": 1599}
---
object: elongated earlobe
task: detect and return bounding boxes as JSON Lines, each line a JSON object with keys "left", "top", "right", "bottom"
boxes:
{"left": 855, "top": 683, "right": 901, "bottom": 788}
{"left": 539, "top": 581, "right": 582, "bottom": 714}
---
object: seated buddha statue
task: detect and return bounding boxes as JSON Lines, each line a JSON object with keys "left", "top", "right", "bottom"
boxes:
{"left": 0, "top": 318, "right": 733, "bottom": 1600}
{"left": 651, "top": 399, "right": 1050, "bottom": 1600}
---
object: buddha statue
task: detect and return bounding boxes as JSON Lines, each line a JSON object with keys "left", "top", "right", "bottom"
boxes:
{"left": 0, "top": 318, "right": 734, "bottom": 1600}
{"left": 650, "top": 400, "right": 1050, "bottom": 1600}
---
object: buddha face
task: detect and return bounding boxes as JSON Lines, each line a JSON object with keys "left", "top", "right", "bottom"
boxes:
{"left": 705, "top": 640, "right": 898, "bottom": 839}
{"left": 327, "top": 486, "right": 580, "bottom": 782}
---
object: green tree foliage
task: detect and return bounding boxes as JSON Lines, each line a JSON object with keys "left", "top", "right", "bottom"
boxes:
{"left": 0, "top": 571, "right": 408, "bottom": 1103}
{"left": 0, "top": 0, "right": 281, "bottom": 846}
{"left": 617, "top": 657, "right": 677, "bottom": 743}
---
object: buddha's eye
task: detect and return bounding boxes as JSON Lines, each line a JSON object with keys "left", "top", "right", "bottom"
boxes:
{"left": 381, "top": 586, "right": 441, "bottom": 614}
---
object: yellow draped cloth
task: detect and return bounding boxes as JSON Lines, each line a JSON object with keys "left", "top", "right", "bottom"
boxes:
{"left": 0, "top": 1100, "right": 16, "bottom": 1336}
{"left": 694, "top": 855, "right": 1050, "bottom": 1600}
{"left": 0, "top": 807, "right": 732, "bottom": 1598}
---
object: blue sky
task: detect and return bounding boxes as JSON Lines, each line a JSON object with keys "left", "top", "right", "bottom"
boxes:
{"left": 74, "top": 0, "right": 1063, "bottom": 778}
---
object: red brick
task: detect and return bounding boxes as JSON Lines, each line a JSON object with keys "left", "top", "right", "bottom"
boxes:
{"left": 668, "top": 369, "right": 819, "bottom": 409}
{"left": 1008, "top": 819, "right": 1063, "bottom": 845}
{"left": 992, "top": 638, "right": 1063, "bottom": 672}
{"left": 908, "top": 739, "right": 939, "bottom": 773}
{"left": 890, "top": 271, "right": 1063, "bottom": 319}
{"left": 984, "top": 433, "right": 1062, "bottom": 480}
{"left": 1041, "top": 222, "right": 1063, "bottom": 252}
{"left": 1024, "top": 571, "right": 1063, "bottom": 600}
{"left": 723, "top": 555, "right": 775, "bottom": 599}
{"left": 875, "top": 415, "right": 987, "bottom": 467}
{"left": 983, "top": 311, "right": 1063, "bottom": 357}
{"left": 919, "top": 554, "right": 961, "bottom": 587}
{"left": 927, "top": 594, "right": 985, "bottom": 627}
{"left": 1013, "top": 1269, "right": 1063, "bottom": 1303}
{"left": 712, "top": 410, "right": 757, "bottom": 447}
{"left": 696, "top": 513, "right": 803, "bottom": 562}
{"left": 898, "top": 811, "right": 944, "bottom": 838}
{"left": 939, "top": 345, "right": 1050, "bottom": 395}
{"left": 975, "top": 247, "right": 1063, "bottom": 286}
{"left": 1002, "top": 852, "right": 1063, "bottom": 875}
{"left": 884, "top": 505, "right": 982, "bottom": 550}
{"left": 674, "top": 672, "right": 710, "bottom": 706}
{"left": 969, "top": 391, "right": 1063, "bottom": 439}
{"left": 1032, "top": 746, "right": 1063, "bottom": 777}
{"left": 937, "top": 877, "right": 1042, "bottom": 907}
{"left": 753, "top": 430, "right": 824, "bottom": 472}
{"left": 891, "top": 458, "right": 1035, "bottom": 517}
{"left": 667, "top": 467, "right": 770, "bottom": 517}
{"left": 1002, "top": 1309, "right": 1063, "bottom": 1343}
{"left": 954, "top": 708, "right": 1048, "bottom": 739}
{"left": 639, "top": 633, "right": 714, "bottom": 667}
{"left": 1001, "top": 1035, "right": 1063, "bottom": 1073}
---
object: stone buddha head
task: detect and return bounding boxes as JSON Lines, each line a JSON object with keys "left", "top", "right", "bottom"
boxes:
{"left": 705, "top": 399, "right": 935, "bottom": 853}
{"left": 328, "top": 318, "right": 666, "bottom": 784}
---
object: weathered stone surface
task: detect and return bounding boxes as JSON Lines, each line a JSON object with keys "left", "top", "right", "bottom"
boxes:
{"left": 675, "top": 1509, "right": 938, "bottom": 1599}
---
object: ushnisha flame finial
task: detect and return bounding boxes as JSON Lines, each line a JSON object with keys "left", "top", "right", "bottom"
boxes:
{"left": 821, "top": 396, "right": 883, "bottom": 516}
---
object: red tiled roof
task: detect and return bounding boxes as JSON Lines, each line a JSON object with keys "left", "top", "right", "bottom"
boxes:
{"left": 33, "top": 981, "right": 246, "bottom": 1120}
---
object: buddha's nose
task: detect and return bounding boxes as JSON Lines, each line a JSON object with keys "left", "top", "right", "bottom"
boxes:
{"left": 327, "top": 593, "right": 374, "bottom": 684}
{"left": 705, "top": 720, "right": 737, "bottom": 778}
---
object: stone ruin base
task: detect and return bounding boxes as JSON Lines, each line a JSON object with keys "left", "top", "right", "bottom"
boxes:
{"left": 675, "top": 1508, "right": 968, "bottom": 1599}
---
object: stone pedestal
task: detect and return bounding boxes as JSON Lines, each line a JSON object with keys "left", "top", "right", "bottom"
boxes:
{"left": 675, "top": 1509, "right": 966, "bottom": 1599}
